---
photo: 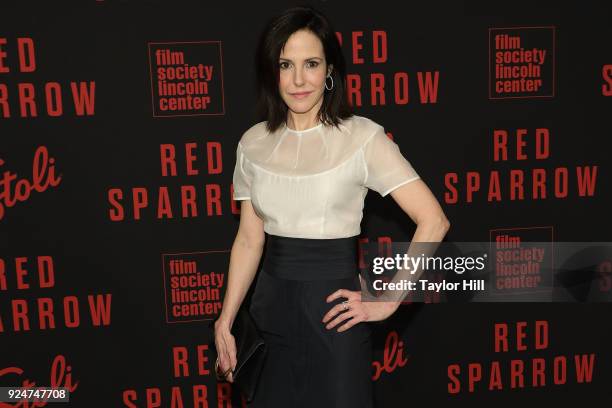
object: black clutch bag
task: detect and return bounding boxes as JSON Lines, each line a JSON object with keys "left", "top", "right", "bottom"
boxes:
{"left": 216, "top": 308, "right": 267, "bottom": 402}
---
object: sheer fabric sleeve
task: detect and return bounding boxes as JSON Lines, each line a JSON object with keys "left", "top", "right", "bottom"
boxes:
{"left": 232, "top": 142, "right": 252, "bottom": 200}
{"left": 362, "top": 126, "right": 421, "bottom": 197}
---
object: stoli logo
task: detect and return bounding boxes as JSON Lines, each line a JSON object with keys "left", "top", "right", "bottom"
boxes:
{"left": 0, "top": 354, "right": 78, "bottom": 407}
{"left": 0, "top": 146, "right": 61, "bottom": 221}
{"left": 372, "top": 330, "right": 409, "bottom": 381}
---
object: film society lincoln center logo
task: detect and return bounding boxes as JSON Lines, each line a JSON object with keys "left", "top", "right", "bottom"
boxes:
{"left": 148, "top": 41, "right": 225, "bottom": 117}
{"left": 489, "top": 26, "right": 555, "bottom": 99}
{"left": 162, "top": 251, "right": 226, "bottom": 323}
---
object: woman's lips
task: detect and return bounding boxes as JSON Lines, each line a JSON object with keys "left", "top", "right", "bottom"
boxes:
{"left": 291, "top": 91, "right": 312, "bottom": 99}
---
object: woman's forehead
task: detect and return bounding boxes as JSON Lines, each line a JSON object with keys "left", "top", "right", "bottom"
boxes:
{"left": 281, "top": 30, "right": 324, "bottom": 58}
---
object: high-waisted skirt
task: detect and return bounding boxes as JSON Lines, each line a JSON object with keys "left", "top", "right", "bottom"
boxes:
{"left": 247, "top": 233, "right": 373, "bottom": 408}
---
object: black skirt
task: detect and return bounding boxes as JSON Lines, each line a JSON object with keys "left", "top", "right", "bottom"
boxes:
{"left": 247, "top": 233, "right": 373, "bottom": 408}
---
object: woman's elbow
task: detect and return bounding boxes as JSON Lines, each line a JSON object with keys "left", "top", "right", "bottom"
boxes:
{"left": 439, "top": 214, "right": 451, "bottom": 233}
{"left": 419, "top": 213, "right": 450, "bottom": 235}
{"left": 236, "top": 229, "right": 265, "bottom": 249}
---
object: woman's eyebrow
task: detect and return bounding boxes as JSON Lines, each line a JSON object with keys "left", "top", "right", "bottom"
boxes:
{"left": 279, "top": 57, "right": 323, "bottom": 61}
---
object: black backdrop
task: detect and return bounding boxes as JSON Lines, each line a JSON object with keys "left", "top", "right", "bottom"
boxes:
{"left": 1, "top": 1, "right": 611, "bottom": 407}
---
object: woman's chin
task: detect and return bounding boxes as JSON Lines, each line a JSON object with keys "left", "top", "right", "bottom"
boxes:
{"left": 288, "top": 99, "right": 321, "bottom": 112}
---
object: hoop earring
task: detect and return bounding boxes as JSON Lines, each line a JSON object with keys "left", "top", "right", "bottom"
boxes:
{"left": 325, "top": 74, "right": 334, "bottom": 91}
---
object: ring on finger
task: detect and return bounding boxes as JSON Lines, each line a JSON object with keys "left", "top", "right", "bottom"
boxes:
{"left": 214, "top": 357, "right": 224, "bottom": 380}
{"left": 214, "top": 357, "right": 233, "bottom": 379}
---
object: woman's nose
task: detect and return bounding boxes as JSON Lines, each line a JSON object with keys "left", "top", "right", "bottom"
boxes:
{"left": 293, "top": 68, "right": 305, "bottom": 85}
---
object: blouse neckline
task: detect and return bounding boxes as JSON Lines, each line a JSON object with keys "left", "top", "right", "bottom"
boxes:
{"left": 284, "top": 121, "right": 324, "bottom": 134}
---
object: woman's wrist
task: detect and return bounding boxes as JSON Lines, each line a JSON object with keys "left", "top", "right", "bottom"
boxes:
{"left": 385, "top": 301, "right": 400, "bottom": 316}
{"left": 214, "top": 315, "right": 234, "bottom": 331}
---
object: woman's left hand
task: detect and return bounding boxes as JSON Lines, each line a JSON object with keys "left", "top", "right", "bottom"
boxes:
{"left": 322, "top": 289, "right": 398, "bottom": 332}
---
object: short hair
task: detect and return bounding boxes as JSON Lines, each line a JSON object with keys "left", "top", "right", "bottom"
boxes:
{"left": 254, "top": 5, "right": 354, "bottom": 133}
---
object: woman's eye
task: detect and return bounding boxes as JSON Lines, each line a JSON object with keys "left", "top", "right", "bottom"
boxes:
{"left": 278, "top": 61, "right": 319, "bottom": 69}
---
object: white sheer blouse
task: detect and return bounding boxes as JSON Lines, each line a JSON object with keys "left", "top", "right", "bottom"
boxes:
{"left": 232, "top": 114, "right": 420, "bottom": 239}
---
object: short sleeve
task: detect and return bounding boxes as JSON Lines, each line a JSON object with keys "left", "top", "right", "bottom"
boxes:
{"left": 362, "top": 127, "right": 420, "bottom": 197}
{"left": 232, "top": 142, "right": 252, "bottom": 200}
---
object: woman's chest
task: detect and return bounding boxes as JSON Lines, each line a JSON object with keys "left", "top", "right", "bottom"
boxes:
{"left": 248, "top": 153, "right": 366, "bottom": 218}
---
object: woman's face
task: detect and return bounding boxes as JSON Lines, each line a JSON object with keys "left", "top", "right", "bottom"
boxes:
{"left": 278, "top": 29, "right": 332, "bottom": 117}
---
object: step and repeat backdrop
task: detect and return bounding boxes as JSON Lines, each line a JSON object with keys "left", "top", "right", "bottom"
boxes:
{"left": 1, "top": 1, "right": 611, "bottom": 407}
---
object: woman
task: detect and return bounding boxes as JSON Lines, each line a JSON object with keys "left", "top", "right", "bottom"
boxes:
{"left": 214, "top": 5, "right": 449, "bottom": 407}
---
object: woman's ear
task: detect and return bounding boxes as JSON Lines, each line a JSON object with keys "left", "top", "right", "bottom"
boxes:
{"left": 327, "top": 64, "right": 334, "bottom": 76}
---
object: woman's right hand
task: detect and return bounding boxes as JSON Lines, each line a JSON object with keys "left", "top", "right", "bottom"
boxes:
{"left": 214, "top": 318, "right": 237, "bottom": 383}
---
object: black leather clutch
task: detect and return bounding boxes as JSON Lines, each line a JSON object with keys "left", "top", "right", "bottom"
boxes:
{"left": 216, "top": 308, "right": 267, "bottom": 402}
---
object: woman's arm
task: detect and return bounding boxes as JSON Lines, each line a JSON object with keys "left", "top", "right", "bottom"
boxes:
{"left": 215, "top": 200, "right": 265, "bottom": 330}
{"left": 383, "top": 178, "right": 450, "bottom": 309}
{"left": 325, "top": 178, "right": 450, "bottom": 331}
{"left": 390, "top": 178, "right": 450, "bottom": 242}
{"left": 357, "top": 179, "right": 449, "bottom": 289}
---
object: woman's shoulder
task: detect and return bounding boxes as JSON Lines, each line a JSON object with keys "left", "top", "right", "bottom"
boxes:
{"left": 238, "top": 120, "right": 269, "bottom": 148}
{"left": 336, "top": 115, "right": 387, "bottom": 150}
{"left": 338, "top": 114, "right": 383, "bottom": 136}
